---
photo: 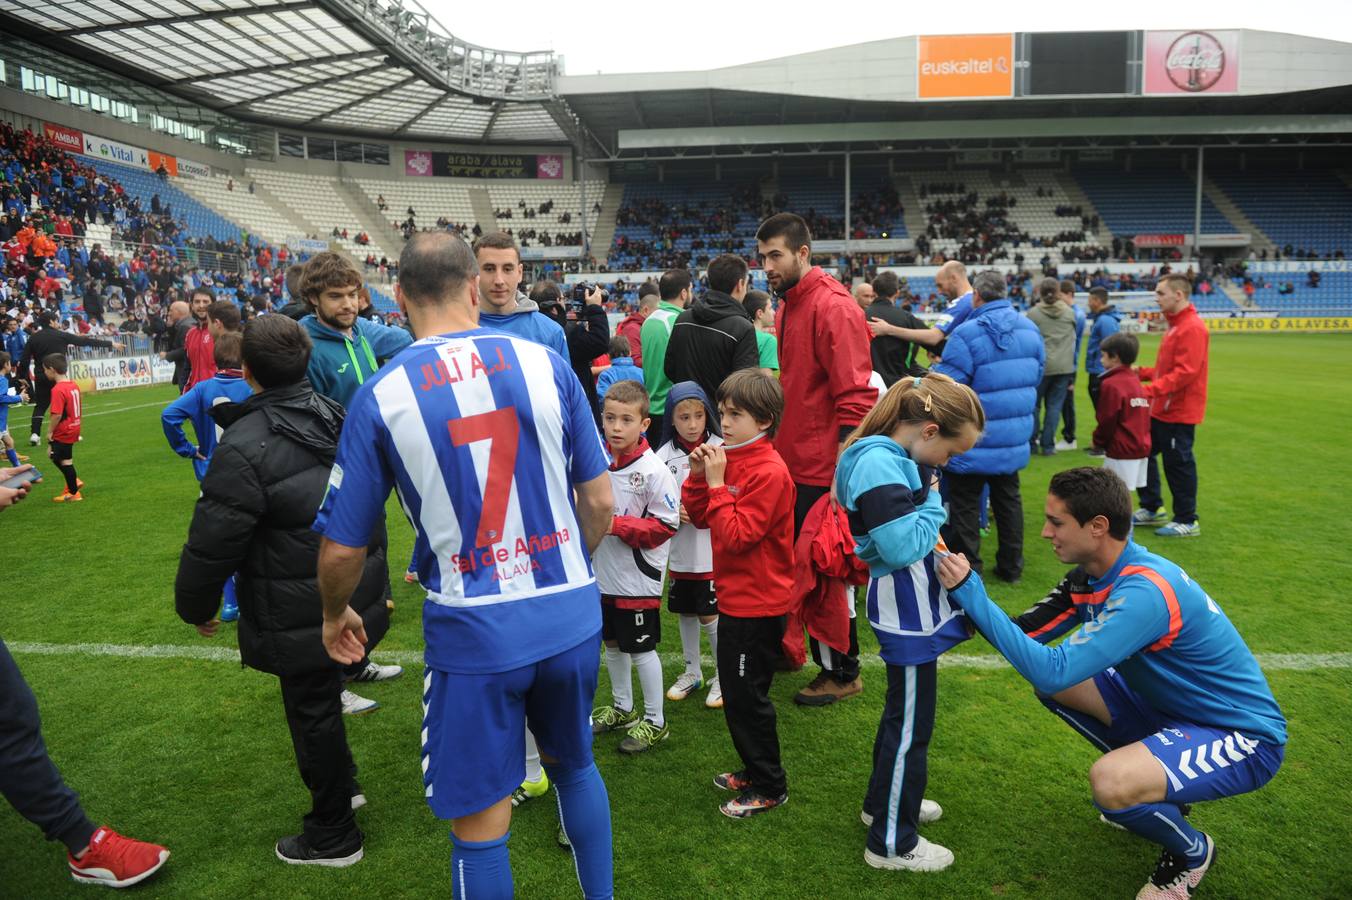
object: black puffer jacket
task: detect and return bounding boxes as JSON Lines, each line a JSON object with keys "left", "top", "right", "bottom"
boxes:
{"left": 663, "top": 289, "right": 760, "bottom": 405}
{"left": 174, "top": 380, "right": 390, "bottom": 676}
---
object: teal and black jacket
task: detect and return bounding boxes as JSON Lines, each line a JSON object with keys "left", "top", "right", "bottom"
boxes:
{"left": 301, "top": 314, "right": 413, "bottom": 409}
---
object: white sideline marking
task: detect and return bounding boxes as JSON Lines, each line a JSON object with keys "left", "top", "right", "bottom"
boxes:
{"left": 6, "top": 641, "right": 1349, "bottom": 672}
{"left": 84, "top": 399, "right": 170, "bottom": 417}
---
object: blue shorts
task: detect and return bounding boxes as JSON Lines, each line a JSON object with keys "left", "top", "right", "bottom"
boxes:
{"left": 1096, "top": 668, "right": 1284, "bottom": 805}
{"left": 421, "top": 631, "right": 600, "bottom": 820}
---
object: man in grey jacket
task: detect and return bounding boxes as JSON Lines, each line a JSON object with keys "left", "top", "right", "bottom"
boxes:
{"left": 1026, "top": 277, "right": 1077, "bottom": 456}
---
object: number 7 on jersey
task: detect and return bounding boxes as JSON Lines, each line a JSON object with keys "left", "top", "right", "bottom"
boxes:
{"left": 448, "top": 407, "right": 519, "bottom": 547}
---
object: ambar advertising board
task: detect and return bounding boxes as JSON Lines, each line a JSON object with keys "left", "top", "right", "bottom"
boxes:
{"left": 43, "top": 122, "right": 84, "bottom": 154}
{"left": 404, "top": 150, "right": 564, "bottom": 179}
{"left": 917, "top": 34, "right": 1014, "bottom": 99}
{"left": 1144, "top": 30, "right": 1240, "bottom": 95}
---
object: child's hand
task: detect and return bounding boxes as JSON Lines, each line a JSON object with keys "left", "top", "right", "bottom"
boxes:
{"left": 679, "top": 503, "right": 690, "bottom": 525}
{"left": 935, "top": 552, "right": 971, "bottom": 590}
{"left": 687, "top": 444, "right": 707, "bottom": 475}
{"left": 705, "top": 446, "right": 728, "bottom": 488}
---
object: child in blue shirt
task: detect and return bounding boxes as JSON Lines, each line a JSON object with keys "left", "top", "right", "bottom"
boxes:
{"left": 834, "top": 372, "right": 984, "bottom": 874}
{"left": 0, "top": 352, "right": 33, "bottom": 470}
{"left": 594, "top": 335, "right": 645, "bottom": 414}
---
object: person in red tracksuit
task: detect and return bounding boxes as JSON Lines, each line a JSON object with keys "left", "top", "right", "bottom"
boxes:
{"left": 1090, "top": 332, "right": 1152, "bottom": 493}
{"left": 181, "top": 287, "right": 217, "bottom": 391}
{"left": 756, "top": 212, "right": 876, "bottom": 706}
{"left": 683, "top": 370, "right": 795, "bottom": 819}
{"left": 1134, "top": 274, "right": 1209, "bottom": 537}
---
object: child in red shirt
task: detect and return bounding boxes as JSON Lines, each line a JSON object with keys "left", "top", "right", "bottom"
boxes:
{"left": 683, "top": 370, "right": 796, "bottom": 818}
{"left": 1092, "top": 332, "right": 1152, "bottom": 492}
{"left": 43, "top": 354, "right": 83, "bottom": 501}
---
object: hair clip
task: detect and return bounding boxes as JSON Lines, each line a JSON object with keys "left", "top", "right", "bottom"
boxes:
{"left": 924, "top": 394, "right": 933, "bottom": 412}
{"left": 913, "top": 376, "right": 923, "bottom": 388}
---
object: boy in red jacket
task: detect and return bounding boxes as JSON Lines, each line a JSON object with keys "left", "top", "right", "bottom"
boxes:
{"left": 1091, "top": 333, "right": 1152, "bottom": 493}
{"left": 684, "top": 370, "right": 796, "bottom": 818}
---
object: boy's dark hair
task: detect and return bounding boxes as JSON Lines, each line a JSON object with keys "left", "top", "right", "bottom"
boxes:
{"left": 206, "top": 300, "right": 242, "bottom": 332}
{"left": 0, "top": 351, "right": 9, "bottom": 369}
{"left": 1048, "top": 467, "right": 1132, "bottom": 540}
{"left": 706, "top": 254, "right": 749, "bottom": 295}
{"left": 1059, "top": 279, "right": 1077, "bottom": 296}
{"left": 529, "top": 280, "right": 562, "bottom": 306}
{"left": 871, "top": 271, "right": 900, "bottom": 299}
{"left": 213, "top": 330, "right": 243, "bottom": 369}
{"left": 243, "top": 315, "right": 311, "bottom": 389}
{"left": 42, "top": 353, "right": 68, "bottom": 374}
{"left": 742, "top": 290, "right": 770, "bottom": 320}
{"left": 1088, "top": 286, "right": 1110, "bottom": 303}
{"left": 603, "top": 379, "right": 649, "bottom": 420}
{"left": 659, "top": 268, "right": 691, "bottom": 301}
{"left": 608, "top": 335, "right": 631, "bottom": 358}
{"left": 471, "top": 231, "right": 520, "bottom": 262}
{"left": 300, "top": 252, "right": 362, "bottom": 307}
{"left": 1100, "top": 331, "right": 1139, "bottom": 367}
{"left": 637, "top": 281, "right": 660, "bottom": 300}
{"left": 755, "top": 212, "right": 812, "bottom": 253}
{"left": 717, "top": 369, "right": 784, "bottom": 438}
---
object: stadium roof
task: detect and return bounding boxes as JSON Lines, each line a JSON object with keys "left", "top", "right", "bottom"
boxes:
{"left": 0, "top": 0, "right": 581, "bottom": 144}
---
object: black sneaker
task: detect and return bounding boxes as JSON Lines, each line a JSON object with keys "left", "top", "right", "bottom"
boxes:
{"left": 275, "top": 833, "right": 364, "bottom": 867}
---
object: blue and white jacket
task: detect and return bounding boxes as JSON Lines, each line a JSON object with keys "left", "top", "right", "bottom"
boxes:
{"left": 161, "top": 369, "right": 255, "bottom": 480}
{"left": 934, "top": 299, "right": 1044, "bottom": 475}
{"left": 836, "top": 435, "right": 968, "bottom": 666}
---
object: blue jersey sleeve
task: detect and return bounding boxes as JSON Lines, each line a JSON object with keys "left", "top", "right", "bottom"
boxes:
{"left": 312, "top": 391, "right": 395, "bottom": 548}
{"left": 950, "top": 570, "right": 1172, "bottom": 694}
{"left": 360, "top": 318, "right": 414, "bottom": 362}
{"left": 161, "top": 390, "right": 198, "bottom": 457}
{"left": 845, "top": 448, "right": 946, "bottom": 572}
{"left": 935, "top": 294, "right": 973, "bottom": 337}
{"left": 557, "top": 353, "right": 608, "bottom": 484}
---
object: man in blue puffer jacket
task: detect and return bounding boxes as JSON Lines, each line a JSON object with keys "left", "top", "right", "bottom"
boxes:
{"left": 934, "top": 270, "right": 1044, "bottom": 583}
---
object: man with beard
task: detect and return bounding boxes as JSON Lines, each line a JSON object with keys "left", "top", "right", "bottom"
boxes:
{"left": 174, "top": 288, "right": 217, "bottom": 391}
{"left": 299, "top": 253, "right": 412, "bottom": 411}
{"left": 756, "top": 213, "right": 876, "bottom": 707}
{"left": 867, "top": 261, "right": 975, "bottom": 357}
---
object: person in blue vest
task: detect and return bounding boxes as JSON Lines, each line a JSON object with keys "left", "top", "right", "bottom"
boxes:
{"left": 1083, "top": 287, "right": 1122, "bottom": 432}
{"left": 162, "top": 332, "right": 254, "bottom": 621}
{"left": 1057, "top": 279, "right": 1088, "bottom": 451}
{"left": 932, "top": 270, "right": 1044, "bottom": 583}
{"left": 936, "top": 467, "right": 1285, "bottom": 900}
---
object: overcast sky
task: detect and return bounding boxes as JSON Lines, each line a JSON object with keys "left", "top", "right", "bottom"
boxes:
{"left": 422, "top": 0, "right": 1351, "bottom": 76}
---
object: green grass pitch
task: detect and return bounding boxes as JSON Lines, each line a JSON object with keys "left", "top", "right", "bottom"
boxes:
{"left": 2, "top": 332, "right": 1350, "bottom": 898}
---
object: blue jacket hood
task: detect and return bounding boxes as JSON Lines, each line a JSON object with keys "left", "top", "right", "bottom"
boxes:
{"left": 662, "top": 380, "right": 721, "bottom": 443}
{"left": 837, "top": 434, "right": 912, "bottom": 498}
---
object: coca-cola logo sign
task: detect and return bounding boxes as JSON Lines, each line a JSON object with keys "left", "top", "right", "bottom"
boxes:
{"left": 1144, "top": 29, "right": 1240, "bottom": 95}
{"left": 1165, "top": 31, "right": 1225, "bottom": 92}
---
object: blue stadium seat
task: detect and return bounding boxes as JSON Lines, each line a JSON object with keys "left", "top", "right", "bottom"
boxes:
{"left": 1211, "top": 170, "right": 1352, "bottom": 258}
{"left": 1073, "top": 168, "right": 1231, "bottom": 237}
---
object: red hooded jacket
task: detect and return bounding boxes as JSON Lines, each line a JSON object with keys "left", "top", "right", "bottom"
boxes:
{"left": 774, "top": 266, "right": 877, "bottom": 487}
{"left": 616, "top": 311, "right": 646, "bottom": 367}
{"left": 783, "top": 494, "right": 870, "bottom": 665}
{"left": 184, "top": 321, "right": 217, "bottom": 390}
{"left": 1139, "top": 303, "right": 1208, "bottom": 425}
{"left": 682, "top": 435, "right": 796, "bottom": 617}
{"left": 1092, "top": 365, "right": 1152, "bottom": 459}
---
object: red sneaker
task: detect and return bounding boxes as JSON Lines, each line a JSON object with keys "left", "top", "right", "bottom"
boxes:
{"left": 68, "top": 826, "right": 170, "bottom": 888}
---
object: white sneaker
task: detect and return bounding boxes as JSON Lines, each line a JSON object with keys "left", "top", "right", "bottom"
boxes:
{"left": 28, "top": 433, "right": 39, "bottom": 446}
{"left": 864, "top": 836, "right": 954, "bottom": 872}
{"left": 861, "top": 798, "right": 942, "bottom": 827}
{"left": 346, "top": 661, "right": 404, "bottom": 683}
{"left": 1055, "top": 439, "right": 1077, "bottom": 451}
{"left": 340, "top": 689, "right": 379, "bottom": 715}
{"left": 666, "top": 671, "right": 703, "bottom": 701}
{"left": 704, "top": 677, "right": 723, "bottom": 709}
{"left": 1135, "top": 834, "right": 1214, "bottom": 899}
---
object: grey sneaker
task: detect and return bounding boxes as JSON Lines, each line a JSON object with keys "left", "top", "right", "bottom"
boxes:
{"left": 590, "top": 705, "right": 639, "bottom": 735}
{"left": 1155, "top": 521, "right": 1200, "bottom": 538}
{"left": 618, "top": 718, "right": 669, "bottom": 754}
{"left": 1133, "top": 508, "right": 1169, "bottom": 526}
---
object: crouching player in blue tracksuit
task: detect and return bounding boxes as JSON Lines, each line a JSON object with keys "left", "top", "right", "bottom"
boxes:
{"left": 161, "top": 332, "right": 254, "bottom": 621}
{"left": 936, "top": 467, "right": 1285, "bottom": 900}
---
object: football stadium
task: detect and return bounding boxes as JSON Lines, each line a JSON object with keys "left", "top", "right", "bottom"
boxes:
{"left": 1, "top": 2, "right": 1350, "bottom": 896}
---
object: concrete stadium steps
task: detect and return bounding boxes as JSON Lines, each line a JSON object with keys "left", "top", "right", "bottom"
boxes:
{"left": 247, "top": 169, "right": 396, "bottom": 264}
{"left": 335, "top": 178, "right": 403, "bottom": 262}
{"left": 1201, "top": 178, "right": 1274, "bottom": 252}
{"left": 891, "top": 174, "right": 931, "bottom": 240}
{"left": 587, "top": 183, "right": 626, "bottom": 261}
{"left": 467, "top": 187, "right": 497, "bottom": 235}
{"left": 176, "top": 174, "right": 304, "bottom": 248}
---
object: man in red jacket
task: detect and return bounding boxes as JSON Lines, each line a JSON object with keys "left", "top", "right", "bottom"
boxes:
{"left": 756, "top": 213, "right": 877, "bottom": 706}
{"left": 180, "top": 287, "right": 217, "bottom": 391}
{"left": 1134, "top": 273, "right": 1208, "bottom": 537}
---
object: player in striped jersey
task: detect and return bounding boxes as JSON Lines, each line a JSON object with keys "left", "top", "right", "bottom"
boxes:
{"left": 835, "top": 373, "right": 984, "bottom": 874}
{"left": 937, "top": 468, "right": 1286, "bottom": 900}
{"left": 314, "top": 233, "right": 616, "bottom": 900}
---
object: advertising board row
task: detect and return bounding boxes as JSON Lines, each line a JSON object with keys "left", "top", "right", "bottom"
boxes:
{"left": 68, "top": 355, "right": 173, "bottom": 393}
{"left": 916, "top": 30, "right": 1240, "bottom": 99}
{"left": 44, "top": 122, "right": 209, "bottom": 178}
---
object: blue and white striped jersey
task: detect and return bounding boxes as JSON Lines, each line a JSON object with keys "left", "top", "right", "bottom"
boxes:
{"left": 314, "top": 329, "right": 610, "bottom": 674}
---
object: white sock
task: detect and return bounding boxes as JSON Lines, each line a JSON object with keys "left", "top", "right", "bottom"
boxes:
{"left": 605, "top": 646, "right": 633, "bottom": 712}
{"left": 701, "top": 619, "right": 719, "bottom": 677}
{"left": 678, "top": 615, "right": 702, "bottom": 677}
{"left": 524, "top": 729, "right": 544, "bottom": 784}
{"left": 633, "top": 650, "right": 664, "bottom": 727}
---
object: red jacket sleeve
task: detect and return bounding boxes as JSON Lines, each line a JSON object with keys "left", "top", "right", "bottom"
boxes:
{"left": 609, "top": 515, "right": 676, "bottom": 549}
{"left": 817, "top": 297, "right": 877, "bottom": 433}
{"left": 1142, "top": 325, "right": 1207, "bottom": 399}
{"left": 1091, "top": 378, "right": 1120, "bottom": 450}
{"left": 682, "top": 473, "right": 711, "bottom": 529}
{"left": 705, "top": 470, "right": 787, "bottom": 553}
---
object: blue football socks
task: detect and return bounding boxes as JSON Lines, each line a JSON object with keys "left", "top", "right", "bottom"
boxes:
{"left": 548, "top": 762, "right": 614, "bottom": 900}
{"left": 5, "top": 448, "right": 19, "bottom": 467}
{"left": 1097, "top": 801, "right": 1208, "bottom": 866}
{"left": 449, "top": 831, "right": 513, "bottom": 900}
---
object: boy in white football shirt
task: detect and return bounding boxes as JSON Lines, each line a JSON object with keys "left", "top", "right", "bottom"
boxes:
{"left": 657, "top": 381, "right": 724, "bottom": 708}
{"left": 590, "top": 380, "right": 680, "bottom": 754}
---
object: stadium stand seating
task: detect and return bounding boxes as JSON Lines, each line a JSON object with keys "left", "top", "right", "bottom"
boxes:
{"left": 353, "top": 177, "right": 479, "bottom": 239}
{"left": 1245, "top": 271, "right": 1352, "bottom": 315}
{"left": 1073, "top": 166, "right": 1232, "bottom": 237}
{"left": 246, "top": 168, "right": 396, "bottom": 264}
{"left": 84, "top": 158, "right": 244, "bottom": 244}
{"left": 177, "top": 174, "right": 307, "bottom": 249}
{"left": 485, "top": 182, "right": 588, "bottom": 248}
{"left": 609, "top": 182, "right": 762, "bottom": 271}
{"left": 1211, "top": 170, "right": 1352, "bottom": 258}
